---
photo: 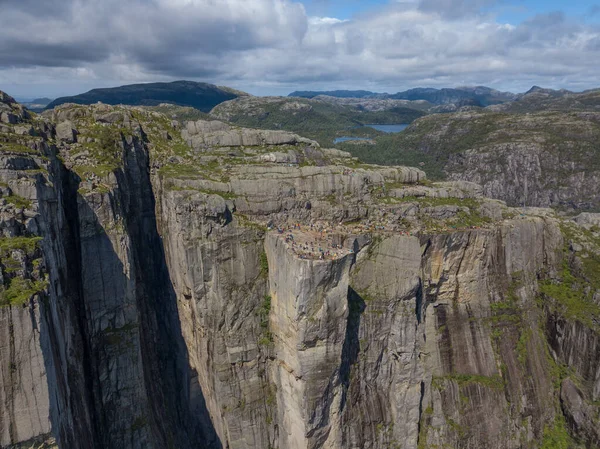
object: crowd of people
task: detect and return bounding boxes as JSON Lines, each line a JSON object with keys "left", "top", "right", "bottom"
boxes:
{"left": 265, "top": 202, "right": 494, "bottom": 261}
{"left": 270, "top": 222, "right": 357, "bottom": 260}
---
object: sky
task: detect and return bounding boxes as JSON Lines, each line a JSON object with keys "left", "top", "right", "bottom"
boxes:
{"left": 1, "top": 0, "right": 599, "bottom": 100}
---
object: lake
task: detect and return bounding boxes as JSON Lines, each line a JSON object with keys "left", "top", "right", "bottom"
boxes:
{"left": 365, "top": 124, "right": 409, "bottom": 133}
{"left": 333, "top": 137, "right": 373, "bottom": 144}
{"left": 333, "top": 124, "right": 409, "bottom": 144}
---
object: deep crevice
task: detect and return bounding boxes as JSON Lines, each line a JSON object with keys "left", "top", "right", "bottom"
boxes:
{"left": 339, "top": 286, "right": 365, "bottom": 412}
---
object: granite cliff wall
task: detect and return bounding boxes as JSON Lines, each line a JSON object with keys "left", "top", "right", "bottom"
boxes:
{"left": 0, "top": 93, "right": 598, "bottom": 448}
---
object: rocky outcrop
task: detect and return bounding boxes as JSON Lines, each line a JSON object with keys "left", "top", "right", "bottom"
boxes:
{"left": 182, "top": 119, "right": 316, "bottom": 149}
{"left": 0, "top": 93, "right": 598, "bottom": 449}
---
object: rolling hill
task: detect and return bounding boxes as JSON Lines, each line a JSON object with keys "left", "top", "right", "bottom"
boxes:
{"left": 46, "top": 80, "right": 248, "bottom": 112}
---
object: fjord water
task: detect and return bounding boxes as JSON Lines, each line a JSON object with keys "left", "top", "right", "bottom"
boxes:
{"left": 366, "top": 124, "right": 409, "bottom": 132}
{"left": 333, "top": 123, "right": 409, "bottom": 143}
{"left": 333, "top": 136, "right": 373, "bottom": 144}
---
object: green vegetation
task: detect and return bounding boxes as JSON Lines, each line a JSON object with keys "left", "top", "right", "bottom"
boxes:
{"left": 385, "top": 195, "right": 480, "bottom": 209}
{"left": 489, "top": 276, "right": 522, "bottom": 325}
{"left": 0, "top": 142, "right": 39, "bottom": 155}
{"left": 337, "top": 112, "right": 503, "bottom": 179}
{"left": 4, "top": 194, "right": 31, "bottom": 209}
{"left": 157, "top": 164, "right": 200, "bottom": 179}
{"left": 80, "top": 124, "right": 123, "bottom": 170}
{"left": 236, "top": 214, "right": 268, "bottom": 233}
{"left": 539, "top": 261, "right": 600, "bottom": 329}
{"left": 416, "top": 404, "right": 434, "bottom": 449}
{"left": 46, "top": 80, "right": 242, "bottom": 112}
{"left": 257, "top": 294, "right": 273, "bottom": 345}
{"left": 72, "top": 164, "right": 118, "bottom": 179}
{"left": 337, "top": 110, "right": 600, "bottom": 190}
{"left": 376, "top": 194, "right": 491, "bottom": 230}
{"left": 0, "top": 276, "right": 47, "bottom": 306}
{"left": 447, "top": 418, "right": 466, "bottom": 438}
{"left": 259, "top": 251, "right": 269, "bottom": 277}
{"left": 516, "top": 328, "right": 532, "bottom": 366}
{"left": 540, "top": 415, "right": 576, "bottom": 449}
{"left": 66, "top": 122, "right": 126, "bottom": 178}
{"left": 539, "top": 223, "right": 600, "bottom": 331}
{"left": 0, "top": 236, "right": 46, "bottom": 307}
{"left": 213, "top": 98, "right": 426, "bottom": 148}
{"left": 0, "top": 236, "right": 42, "bottom": 254}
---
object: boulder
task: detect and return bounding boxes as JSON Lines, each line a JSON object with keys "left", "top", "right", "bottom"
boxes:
{"left": 0, "top": 111, "right": 18, "bottom": 124}
{"left": 55, "top": 120, "right": 77, "bottom": 143}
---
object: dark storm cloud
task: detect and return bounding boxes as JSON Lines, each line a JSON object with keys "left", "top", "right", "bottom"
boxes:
{"left": 0, "top": 0, "right": 308, "bottom": 72}
{"left": 0, "top": 39, "right": 111, "bottom": 68}
{"left": 0, "top": 0, "right": 73, "bottom": 15}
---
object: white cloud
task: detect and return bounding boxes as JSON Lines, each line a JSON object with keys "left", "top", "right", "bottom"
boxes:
{"left": 308, "top": 16, "right": 347, "bottom": 25}
{"left": 0, "top": 0, "right": 599, "bottom": 97}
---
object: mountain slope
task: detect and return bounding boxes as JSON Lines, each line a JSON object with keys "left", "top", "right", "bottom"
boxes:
{"left": 489, "top": 87, "right": 600, "bottom": 113}
{"left": 46, "top": 80, "right": 247, "bottom": 112}
{"left": 338, "top": 109, "right": 600, "bottom": 211}
{"left": 210, "top": 95, "right": 426, "bottom": 146}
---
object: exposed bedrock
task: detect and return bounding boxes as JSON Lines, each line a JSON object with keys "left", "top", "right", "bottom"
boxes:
{"left": 0, "top": 99, "right": 598, "bottom": 449}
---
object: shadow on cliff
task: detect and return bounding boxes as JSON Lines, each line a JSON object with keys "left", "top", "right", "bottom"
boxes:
{"left": 37, "top": 143, "right": 222, "bottom": 449}
{"left": 339, "top": 287, "right": 365, "bottom": 410}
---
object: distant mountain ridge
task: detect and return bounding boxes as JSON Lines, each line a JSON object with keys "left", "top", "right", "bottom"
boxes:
{"left": 290, "top": 86, "right": 517, "bottom": 106}
{"left": 46, "top": 80, "right": 248, "bottom": 113}
{"left": 489, "top": 86, "right": 600, "bottom": 113}
{"left": 289, "top": 90, "right": 384, "bottom": 99}
{"left": 20, "top": 97, "right": 53, "bottom": 112}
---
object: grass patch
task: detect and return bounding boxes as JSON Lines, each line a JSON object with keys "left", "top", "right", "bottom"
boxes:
{"left": 257, "top": 294, "right": 273, "bottom": 345}
{"left": 0, "top": 142, "right": 39, "bottom": 155}
{"left": 72, "top": 164, "right": 117, "bottom": 179}
{"left": 259, "top": 251, "right": 269, "bottom": 277}
{"left": 157, "top": 163, "right": 200, "bottom": 179}
{"left": 4, "top": 194, "right": 32, "bottom": 209}
{"left": 540, "top": 414, "right": 576, "bottom": 449}
{"left": 539, "top": 260, "right": 600, "bottom": 330}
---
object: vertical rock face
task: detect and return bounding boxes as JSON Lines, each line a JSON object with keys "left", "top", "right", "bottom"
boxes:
{"left": 155, "top": 182, "right": 270, "bottom": 449}
{"left": 0, "top": 304, "right": 52, "bottom": 447}
{"left": 0, "top": 94, "right": 599, "bottom": 449}
{"left": 419, "top": 220, "right": 561, "bottom": 449}
{"left": 266, "top": 234, "right": 354, "bottom": 449}
{"left": 340, "top": 235, "right": 424, "bottom": 449}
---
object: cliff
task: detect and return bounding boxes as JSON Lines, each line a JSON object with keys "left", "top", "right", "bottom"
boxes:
{"left": 0, "top": 91, "right": 599, "bottom": 449}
